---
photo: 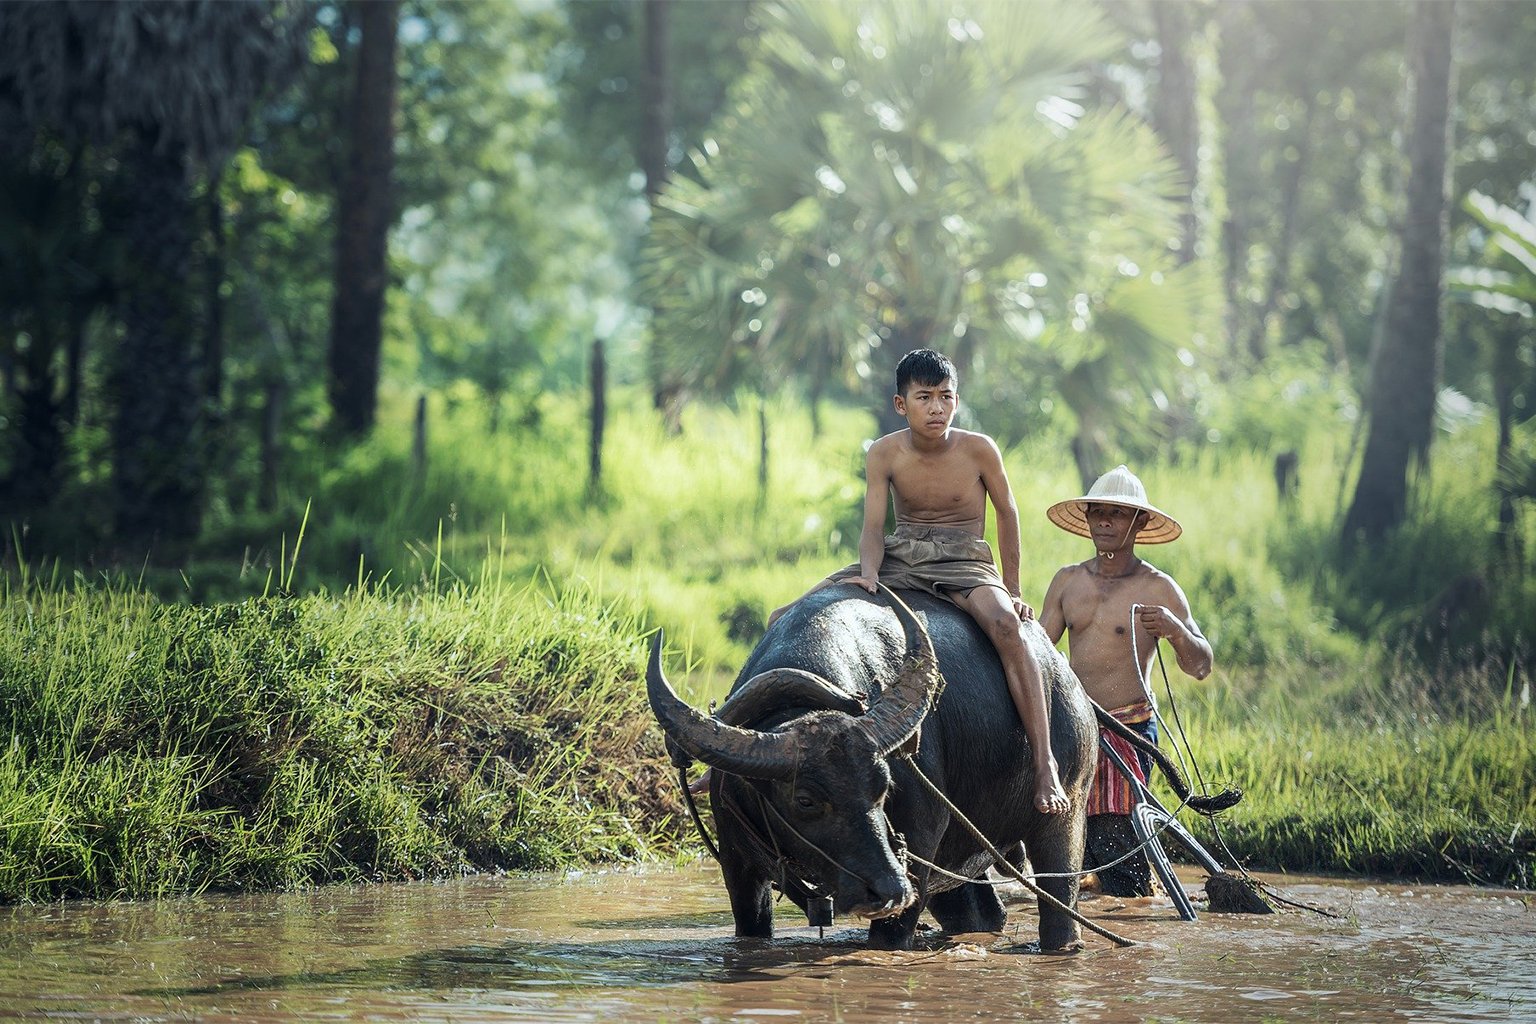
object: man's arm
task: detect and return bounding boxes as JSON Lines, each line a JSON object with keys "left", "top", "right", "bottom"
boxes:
{"left": 848, "top": 442, "right": 893, "bottom": 593}
{"left": 975, "top": 436, "right": 1028, "bottom": 616}
{"left": 1136, "top": 577, "right": 1212, "bottom": 679}
{"left": 1039, "top": 566, "right": 1073, "bottom": 646}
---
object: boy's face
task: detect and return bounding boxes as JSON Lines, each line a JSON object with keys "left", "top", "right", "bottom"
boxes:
{"left": 894, "top": 377, "right": 957, "bottom": 440}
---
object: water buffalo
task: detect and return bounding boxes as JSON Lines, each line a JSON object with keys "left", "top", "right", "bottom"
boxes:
{"left": 648, "top": 584, "right": 1105, "bottom": 951}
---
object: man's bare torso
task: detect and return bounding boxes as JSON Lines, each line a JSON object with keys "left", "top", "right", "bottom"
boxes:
{"left": 878, "top": 428, "right": 990, "bottom": 536}
{"left": 1049, "top": 559, "right": 1182, "bottom": 709}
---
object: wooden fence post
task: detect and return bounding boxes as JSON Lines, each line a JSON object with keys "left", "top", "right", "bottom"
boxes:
{"left": 412, "top": 394, "right": 428, "bottom": 488}
{"left": 588, "top": 338, "right": 606, "bottom": 502}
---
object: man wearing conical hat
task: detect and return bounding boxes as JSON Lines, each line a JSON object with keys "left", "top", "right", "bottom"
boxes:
{"left": 1039, "top": 465, "right": 1213, "bottom": 897}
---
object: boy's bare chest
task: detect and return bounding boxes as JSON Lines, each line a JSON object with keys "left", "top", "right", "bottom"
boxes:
{"left": 888, "top": 452, "right": 984, "bottom": 514}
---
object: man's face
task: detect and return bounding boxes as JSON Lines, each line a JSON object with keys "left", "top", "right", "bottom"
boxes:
{"left": 1084, "top": 502, "right": 1147, "bottom": 549}
{"left": 894, "top": 378, "right": 957, "bottom": 440}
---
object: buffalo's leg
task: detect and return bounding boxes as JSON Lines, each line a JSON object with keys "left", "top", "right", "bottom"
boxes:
{"left": 716, "top": 801, "right": 774, "bottom": 937}
{"left": 1085, "top": 813, "right": 1153, "bottom": 897}
{"left": 714, "top": 778, "right": 777, "bottom": 937}
{"left": 721, "top": 859, "right": 774, "bottom": 937}
{"left": 1023, "top": 811, "right": 1086, "bottom": 951}
{"left": 929, "top": 880, "right": 1007, "bottom": 934}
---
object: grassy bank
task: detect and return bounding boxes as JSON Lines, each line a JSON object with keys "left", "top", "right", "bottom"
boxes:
{"left": 0, "top": 576, "right": 687, "bottom": 902}
{"left": 1156, "top": 655, "right": 1534, "bottom": 889}
{"left": 3, "top": 387, "right": 1533, "bottom": 897}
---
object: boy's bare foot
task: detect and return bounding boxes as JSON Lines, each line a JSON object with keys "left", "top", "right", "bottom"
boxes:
{"left": 1034, "top": 759, "right": 1070, "bottom": 814}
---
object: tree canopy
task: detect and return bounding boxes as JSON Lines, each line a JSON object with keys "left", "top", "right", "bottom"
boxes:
{"left": 1, "top": 0, "right": 1535, "bottom": 653}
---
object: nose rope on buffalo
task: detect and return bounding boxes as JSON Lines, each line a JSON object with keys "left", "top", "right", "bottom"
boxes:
{"left": 707, "top": 773, "right": 902, "bottom": 934}
{"left": 751, "top": 791, "right": 906, "bottom": 919}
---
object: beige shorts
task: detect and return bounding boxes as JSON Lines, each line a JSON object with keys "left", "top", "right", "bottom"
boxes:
{"left": 822, "top": 523, "right": 1006, "bottom": 602}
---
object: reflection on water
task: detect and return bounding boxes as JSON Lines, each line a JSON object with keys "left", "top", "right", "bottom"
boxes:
{"left": 2, "top": 860, "right": 1531, "bottom": 1022}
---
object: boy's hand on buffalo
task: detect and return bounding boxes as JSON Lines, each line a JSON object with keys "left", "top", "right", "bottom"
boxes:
{"left": 844, "top": 576, "right": 879, "bottom": 594}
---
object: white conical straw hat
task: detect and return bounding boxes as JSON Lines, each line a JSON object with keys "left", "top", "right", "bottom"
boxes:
{"left": 1046, "top": 465, "right": 1182, "bottom": 544}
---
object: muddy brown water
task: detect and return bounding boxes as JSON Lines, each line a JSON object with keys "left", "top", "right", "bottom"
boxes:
{"left": 2, "top": 861, "right": 1531, "bottom": 1022}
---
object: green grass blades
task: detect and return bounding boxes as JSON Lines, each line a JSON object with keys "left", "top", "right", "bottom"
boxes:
{"left": 0, "top": 577, "right": 683, "bottom": 902}
{"left": 1157, "top": 658, "right": 1535, "bottom": 889}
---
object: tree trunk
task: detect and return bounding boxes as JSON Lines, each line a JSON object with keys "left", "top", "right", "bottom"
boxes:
{"left": 1070, "top": 431, "right": 1105, "bottom": 493}
{"left": 757, "top": 391, "right": 770, "bottom": 510}
{"left": 204, "top": 168, "right": 227, "bottom": 415}
{"left": 639, "top": 0, "right": 672, "bottom": 206}
{"left": 1216, "top": 1, "right": 1260, "bottom": 364}
{"left": 202, "top": 167, "right": 229, "bottom": 510}
{"left": 7, "top": 311, "right": 62, "bottom": 511}
{"left": 1491, "top": 317, "right": 1521, "bottom": 558}
{"left": 808, "top": 367, "right": 825, "bottom": 440}
{"left": 412, "top": 393, "right": 428, "bottom": 487}
{"left": 62, "top": 302, "right": 86, "bottom": 428}
{"left": 110, "top": 132, "right": 203, "bottom": 545}
{"left": 327, "top": 0, "right": 400, "bottom": 438}
{"left": 1246, "top": 96, "right": 1316, "bottom": 358}
{"left": 1343, "top": 1, "right": 1456, "bottom": 543}
{"left": 1151, "top": 0, "right": 1200, "bottom": 265}
{"left": 642, "top": 0, "right": 681, "bottom": 426}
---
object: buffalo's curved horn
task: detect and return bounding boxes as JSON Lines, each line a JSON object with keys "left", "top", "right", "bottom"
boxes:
{"left": 860, "top": 584, "right": 944, "bottom": 757}
{"left": 716, "top": 668, "right": 867, "bottom": 728}
{"left": 647, "top": 632, "right": 799, "bottom": 781}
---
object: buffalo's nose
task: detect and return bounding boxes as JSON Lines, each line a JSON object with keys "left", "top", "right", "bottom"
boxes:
{"left": 846, "top": 876, "right": 913, "bottom": 919}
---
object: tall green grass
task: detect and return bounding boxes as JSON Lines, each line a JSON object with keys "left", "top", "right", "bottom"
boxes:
{"left": 1167, "top": 660, "right": 1534, "bottom": 888}
{"left": 5, "top": 381, "right": 1533, "bottom": 895}
{"left": 0, "top": 574, "right": 686, "bottom": 902}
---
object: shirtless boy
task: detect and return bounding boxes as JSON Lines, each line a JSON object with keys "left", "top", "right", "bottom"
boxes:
{"left": 772, "top": 348, "right": 1068, "bottom": 815}
{"left": 1038, "top": 465, "right": 1212, "bottom": 894}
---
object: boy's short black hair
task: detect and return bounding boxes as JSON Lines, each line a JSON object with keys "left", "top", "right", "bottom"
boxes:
{"left": 895, "top": 348, "right": 957, "bottom": 396}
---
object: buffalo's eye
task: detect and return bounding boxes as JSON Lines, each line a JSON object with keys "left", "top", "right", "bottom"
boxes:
{"left": 794, "top": 792, "right": 819, "bottom": 812}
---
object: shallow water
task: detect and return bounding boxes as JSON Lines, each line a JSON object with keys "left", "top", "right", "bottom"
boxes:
{"left": 2, "top": 861, "right": 1531, "bottom": 1022}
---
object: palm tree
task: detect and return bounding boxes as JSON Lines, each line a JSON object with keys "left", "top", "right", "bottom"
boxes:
{"left": 642, "top": 0, "right": 1206, "bottom": 480}
{"left": 1450, "top": 190, "right": 1536, "bottom": 552}
{"left": 0, "top": 0, "right": 309, "bottom": 544}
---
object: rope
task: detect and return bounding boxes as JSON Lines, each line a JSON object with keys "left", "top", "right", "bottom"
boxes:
{"left": 898, "top": 753, "right": 1137, "bottom": 948}
{"left": 1144, "top": 633, "right": 1340, "bottom": 920}
{"left": 908, "top": 792, "right": 1196, "bottom": 886}
{"left": 683, "top": 759, "right": 1145, "bottom": 945}
{"left": 679, "top": 765, "right": 721, "bottom": 863}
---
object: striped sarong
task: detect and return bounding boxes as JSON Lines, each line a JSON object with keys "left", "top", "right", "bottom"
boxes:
{"left": 1086, "top": 700, "right": 1156, "bottom": 816}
